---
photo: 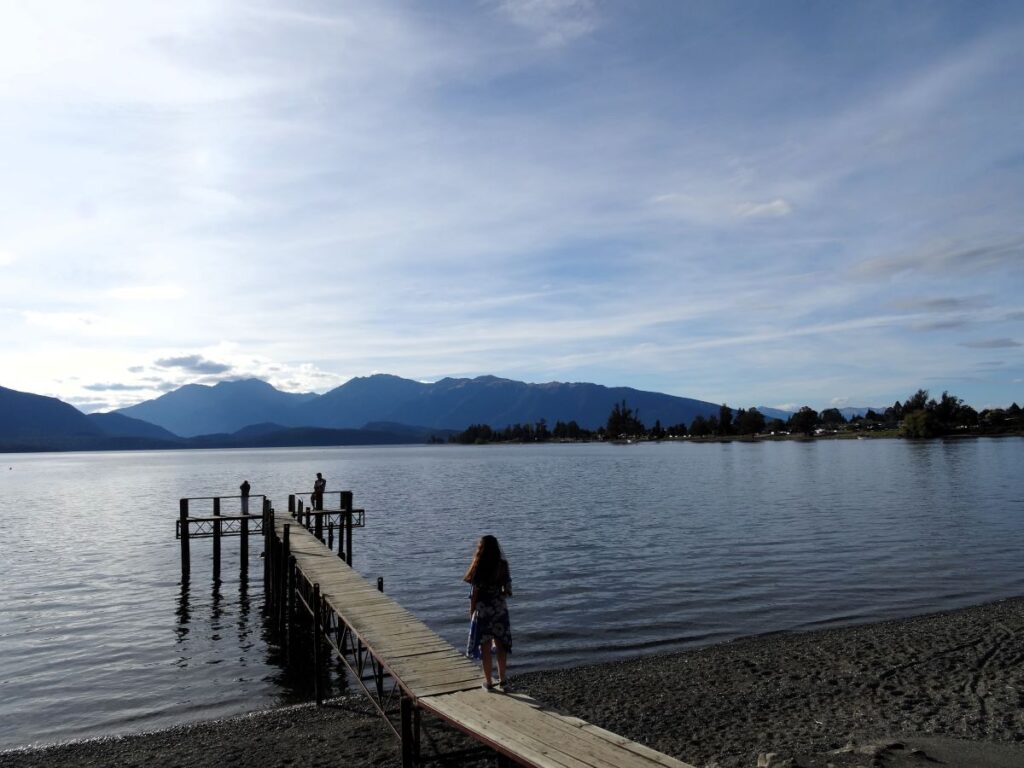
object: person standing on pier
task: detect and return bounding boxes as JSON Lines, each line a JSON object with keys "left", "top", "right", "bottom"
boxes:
{"left": 313, "top": 472, "right": 326, "bottom": 510}
{"left": 464, "top": 535, "right": 513, "bottom": 691}
{"left": 240, "top": 479, "right": 251, "bottom": 514}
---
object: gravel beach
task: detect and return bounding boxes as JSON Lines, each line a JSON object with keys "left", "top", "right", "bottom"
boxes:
{"left": 3, "top": 598, "right": 1022, "bottom": 768}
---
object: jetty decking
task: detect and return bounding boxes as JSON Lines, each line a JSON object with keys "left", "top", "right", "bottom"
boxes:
{"left": 266, "top": 508, "right": 696, "bottom": 768}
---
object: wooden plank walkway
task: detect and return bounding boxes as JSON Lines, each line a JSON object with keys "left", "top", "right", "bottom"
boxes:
{"left": 275, "top": 517, "right": 696, "bottom": 768}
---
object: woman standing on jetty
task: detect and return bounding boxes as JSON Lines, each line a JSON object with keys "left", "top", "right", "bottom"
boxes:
{"left": 464, "top": 535, "right": 513, "bottom": 691}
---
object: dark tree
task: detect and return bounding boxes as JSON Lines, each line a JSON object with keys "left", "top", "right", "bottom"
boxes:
{"left": 901, "top": 409, "right": 937, "bottom": 438}
{"left": 606, "top": 400, "right": 645, "bottom": 437}
{"left": 788, "top": 406, "right": 819, "bottom": 436}
{"left": 903, "top": 389, "right": 930, "bottom": 413}
{"left": 690, "top": 415, "right": 711, "bottom": 437}
{"left": 735, "top": 407, "right": 766, "bottom": 435}
{"left": 819, "top": 408, "right": 846, "bottom": 426}
{"left": 718, "top": 404, "right": 734, "bottom": 436}
{"left": 535, "top": 418, "right": 550, "bottom": 441}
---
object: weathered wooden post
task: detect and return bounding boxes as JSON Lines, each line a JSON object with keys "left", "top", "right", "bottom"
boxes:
{"left": 264, "top": 501, "right": 275, "bottom": 611}
{"left": 240, "top": 508, "right": 249, "bottom": 574}
{"left": 345, "top": 510, "right": 354, "bottom": 566}
{"left": 340, "top": 492, "right": 354, "bottom": 566}
{"left": 280, "top": 525, "right": 291, "bottom": 632}
{"left": 327, "top": 521, "right": 334, "bottom": 550}
{"left": 287, "top": 555, "right": 296, "bottom": 656}
{"left": 401, "top": 696, "right": 414, "bottom": 768}
{"left": 288, "top": 494, "right": 295, "bottom": 516}
{"left": 179, "top": 499, "right": 190, "bottom": 576}
{"left": 262, "top": 501, "right": 269, "bottom": 591}
{"left": 312, "top": 583, "right": 323, "bottom": 707}
{"left": 314, "top": 508, "right": 323, "bottom": 541}
{"left": 375, "top": 575, "right": 386, "bottom": 698}
{"left": 212, "top": 496, "right": 221, "bottom": 580}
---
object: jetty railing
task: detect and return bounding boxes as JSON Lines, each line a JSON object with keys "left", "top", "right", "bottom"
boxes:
{"left": 176, "top": 495, "right": 268, "bottom": 578}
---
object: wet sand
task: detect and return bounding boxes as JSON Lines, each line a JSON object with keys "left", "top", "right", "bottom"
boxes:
{"left": 2, "top": 597, "right": 1022, "bottom": 768}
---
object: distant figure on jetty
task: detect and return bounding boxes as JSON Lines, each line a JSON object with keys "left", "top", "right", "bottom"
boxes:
{"left": 313, "top": 472, "right": 326, "bottom": 510}
{"left": 239, "top": 479, "right": 251, "bottom": 514}
{"left": 464, "top": 534, "right": 513, "bottom": 691}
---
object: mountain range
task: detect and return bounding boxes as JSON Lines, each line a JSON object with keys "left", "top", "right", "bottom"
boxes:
{"left": 1, "top": 374, "right": 731, "bottom": 451}
{"left": 115, "top": 374, "right": 726, "bottom": 437}
{"left": 2, "top": 374, "right": 874, "bottom": 453}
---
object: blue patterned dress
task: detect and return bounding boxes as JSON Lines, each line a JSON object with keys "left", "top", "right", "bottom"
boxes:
{"left": 466, "top": 560, "right": 512, "bottom": 659}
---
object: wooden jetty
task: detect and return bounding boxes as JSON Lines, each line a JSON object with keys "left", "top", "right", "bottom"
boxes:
{"left": 260, "top": 498, "right": 696, "bottom": 768}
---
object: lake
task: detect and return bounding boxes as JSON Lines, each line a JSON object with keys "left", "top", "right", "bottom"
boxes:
{"left": 1, "top": 438, "right": 1022, "bottom": 749}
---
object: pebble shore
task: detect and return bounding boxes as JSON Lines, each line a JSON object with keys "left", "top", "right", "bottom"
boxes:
{"left": 2, "top": 598, "right": 1022, "bottom": 768}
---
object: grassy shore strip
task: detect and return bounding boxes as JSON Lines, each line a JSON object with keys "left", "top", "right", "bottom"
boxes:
{"left": 2, "top": 598, "right": 1022, "bottom": 768}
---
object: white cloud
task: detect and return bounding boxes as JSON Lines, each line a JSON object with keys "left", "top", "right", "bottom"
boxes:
{"left": 21, "top": 311, "right": 147, "bottom": 337}
{"left": 495, "top": 0, "right": 599, "bottom": 46}
{"left": 107, "top": 285, "right": 186, "bottom": 301}
{"left": 0, "top": 249, "right": 15, "bottom": 266}
{"left": 736, "top": 199, "right": 793, "bottom": 218}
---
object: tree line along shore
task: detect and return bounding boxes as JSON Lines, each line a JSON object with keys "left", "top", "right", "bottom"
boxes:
{"left": 450, "top": 388, "right": 1023, "bottom": 444}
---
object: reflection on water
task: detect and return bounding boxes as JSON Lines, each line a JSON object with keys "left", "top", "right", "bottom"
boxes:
{"left": 0, "top": 439, "right": 1023, "bottom": 748}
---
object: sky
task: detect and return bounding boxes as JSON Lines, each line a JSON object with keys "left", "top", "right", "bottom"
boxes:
{"left": 1, "top": 0, "right": 1022, "bottom": 414}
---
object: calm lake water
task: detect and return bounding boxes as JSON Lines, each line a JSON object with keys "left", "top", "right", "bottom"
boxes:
{"left": 1, "top": 439, "right": 1022, "bottom": 749}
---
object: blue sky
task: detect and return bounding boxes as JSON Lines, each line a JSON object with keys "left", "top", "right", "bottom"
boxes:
{"left": 1, "top": 0, "right": 1021, "bottom": 413}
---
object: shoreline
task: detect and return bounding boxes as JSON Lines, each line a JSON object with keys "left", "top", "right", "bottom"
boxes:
{"left": 3, "top": 597, "right": 1022, "bottom": 767}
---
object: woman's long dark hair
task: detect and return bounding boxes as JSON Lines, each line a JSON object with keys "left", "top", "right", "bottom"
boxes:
{"left": 463, "top": 535, "right": 503, "bottom": 585}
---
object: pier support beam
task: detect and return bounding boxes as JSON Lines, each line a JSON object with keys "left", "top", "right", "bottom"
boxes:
{"left": 401, "top": 696, "right": 415, "bottom": 768}
{"left": 312, "top": 583, "right": 323, "bottom": 707}
{"left": 240, "top": 511, "right": 248, "bottom": 575}
{"left": 179, "top": 499, "right": 190, "bottom": 576}
{"left": 212, "top": 497, "right": 221, "bottom": 581}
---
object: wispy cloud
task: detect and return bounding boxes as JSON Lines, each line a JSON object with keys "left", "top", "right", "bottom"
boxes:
{"left": 960, "top": 338, "right": 1022, "bottom": 349}
{"left": 854, "top": 239, "right": 1024, "bottom": 280}
{"left": 495, "top": 0, "right": 599, "bottom": 46}
{"left": 736, "top": 199, "right": 793, "bottom": 218}
{"left": 107, "top": 285, "right": 185, "bottom": 301}
{"left": 83, "top": 382, "right": 149, "bottom": 392}
{"left": 154, "top": 355, "right": 233, "bottom": 374}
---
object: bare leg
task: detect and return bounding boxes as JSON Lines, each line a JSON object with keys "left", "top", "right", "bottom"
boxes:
{"left": 480, "top": 640, "right": 493, "bottom": 686}
{"left": 495, "top": 639, "right": 507, "bottom": 684}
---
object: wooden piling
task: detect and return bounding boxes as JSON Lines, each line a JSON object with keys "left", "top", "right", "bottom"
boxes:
{"left": 377, "top": 576, "right": 384, "bottom": 592}
{"left": 280, "top": 524, "right": 291, "bottom": 632}
{"left": 312, "top": 583, "right": 323, "bottom": 707}
{"left": 179, "top": 499, "right": 190, "bottom": 576}
{"left": 212, "top": 497, "right": 221, "bottom": 579}
{"left": 314, "top": 508, "right": 323, "bottom": 542}
{"left": 240, "top": 510, "right": 249, "bottom": 574}
{"left": 287, "top": 555, "right": 296, "bottom": 655}
{"left": 401, "top": 696, "right": 414, "bottom": 768}
{"left": 288, "top": 494, "right": 295, "bottom": 516}
{"left": 327, "top": 522, "right": 334, "bottom": 550}
{"left": 345, "top": 510, "right": 353, "bottom": 566}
